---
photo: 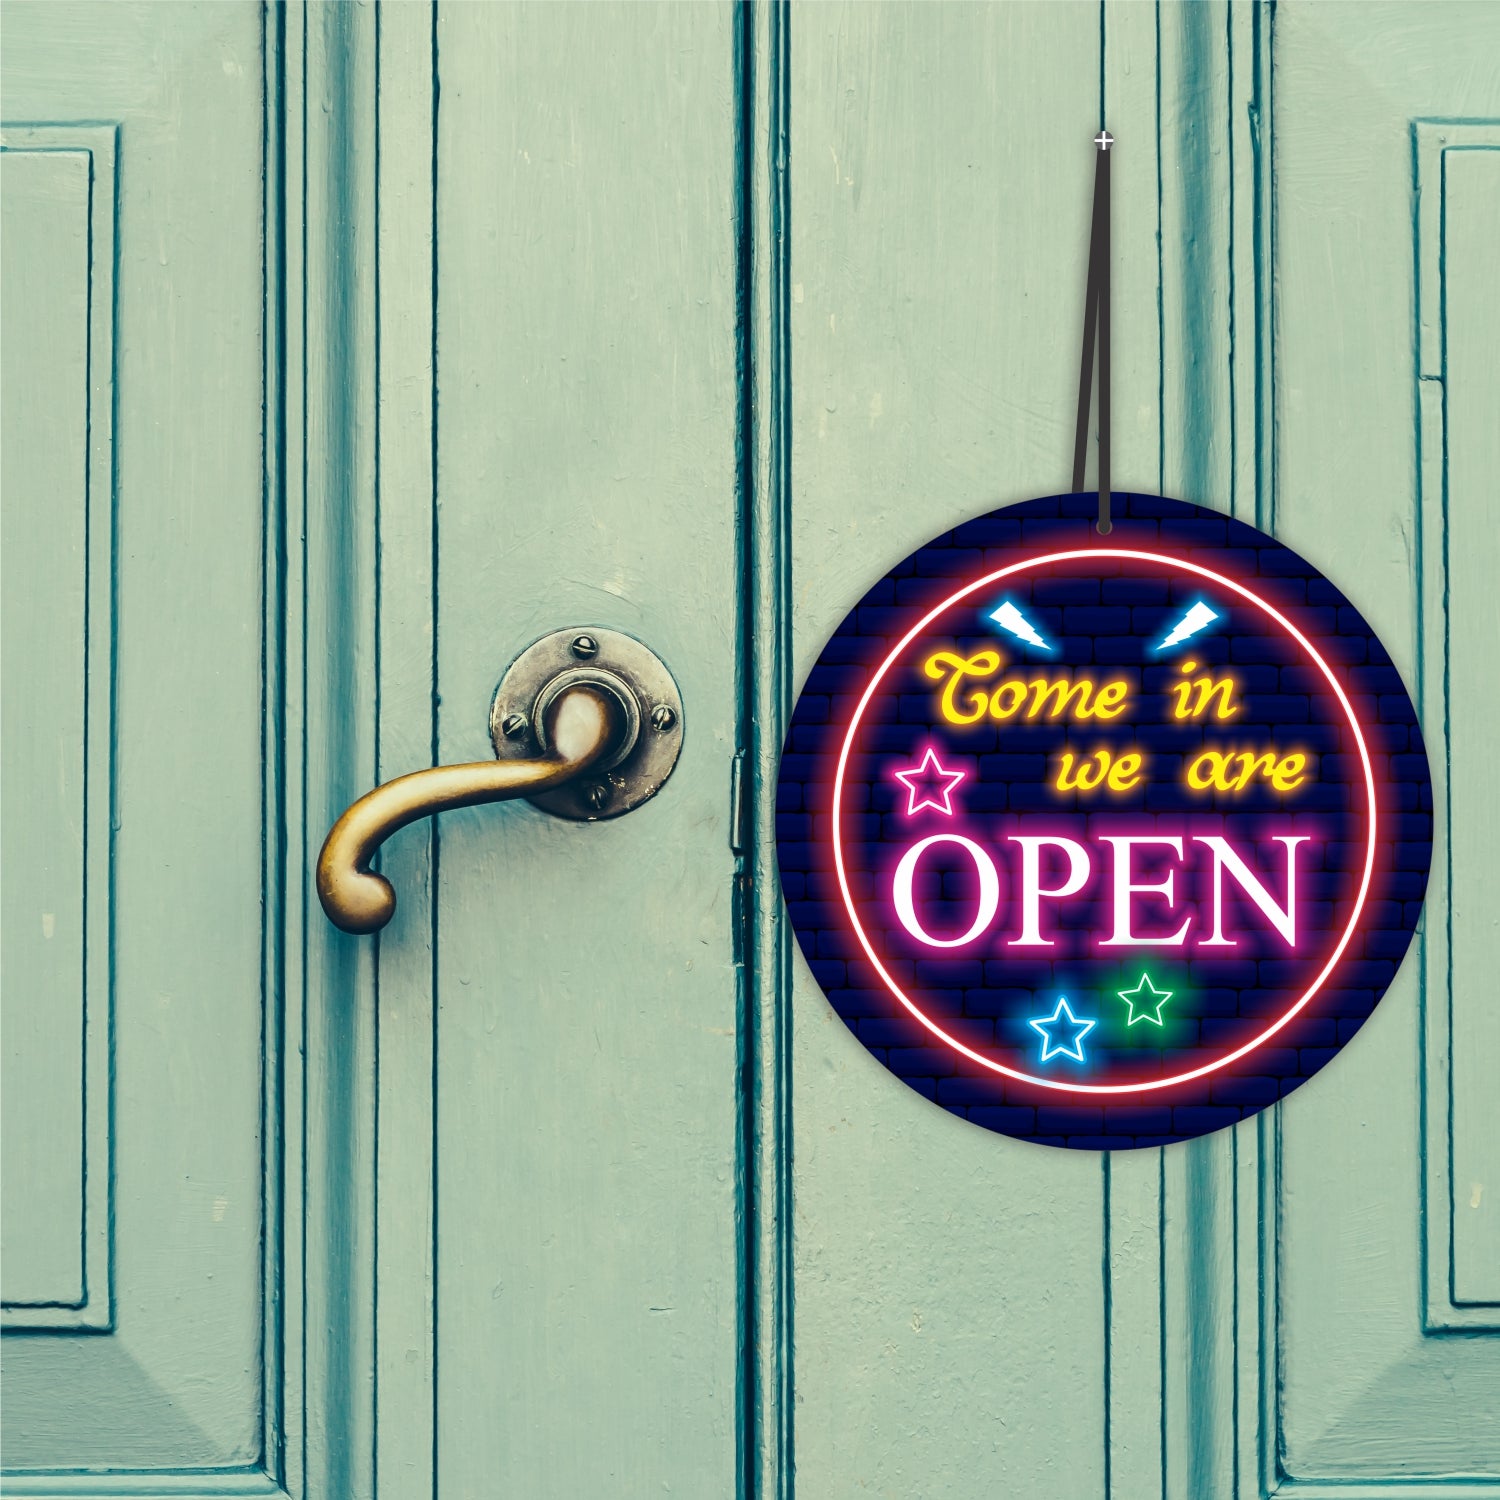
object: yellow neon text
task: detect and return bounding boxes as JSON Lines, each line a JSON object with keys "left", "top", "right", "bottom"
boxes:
{"left": 1168, "top": 659, "right": 1241, "bottom": 720}
{"left": 923, "top": 650, "right": 1133, "bottom": 727}
{"left": 1053, "top": 748, "right": 1146, "bottom": 793}
{"left": 1185, "top": 748, "right": 1309, "bottom": 793}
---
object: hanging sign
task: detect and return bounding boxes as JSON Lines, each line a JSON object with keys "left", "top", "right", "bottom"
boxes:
{"left": 777, "top": 493, "right": 1432, "bottom": 1148}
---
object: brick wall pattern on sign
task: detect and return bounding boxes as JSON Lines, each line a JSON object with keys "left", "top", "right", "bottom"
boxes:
{"left": 776, "top": 493, "right": 1432, "bottom": 1148}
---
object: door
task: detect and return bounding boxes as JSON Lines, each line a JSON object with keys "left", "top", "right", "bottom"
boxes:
{"left": 3, "top": 3, "right": 1496, "bottom": 1497}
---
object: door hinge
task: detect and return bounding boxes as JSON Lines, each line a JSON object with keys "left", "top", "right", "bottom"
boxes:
{"left": 730, "top": 749, "right": 748, "bottom": 856}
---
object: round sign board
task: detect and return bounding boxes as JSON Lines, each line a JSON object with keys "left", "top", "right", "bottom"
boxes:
{"left": 777, "top": 493, "right": 1432, "bottom": 1148}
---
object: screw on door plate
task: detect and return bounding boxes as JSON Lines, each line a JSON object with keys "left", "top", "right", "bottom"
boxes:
{"left": 650, "top": 704, "right": 677, "bottom": 732}
{"left": 500, "top": 711, "right": 529, "bottom": 740}
{"left": 571, "top": 635, "right": 599, "bottom": 660}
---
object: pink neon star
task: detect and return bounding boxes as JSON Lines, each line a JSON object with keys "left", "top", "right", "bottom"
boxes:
{"left": 893, "top": 748, "right": 966, "bottom": 817}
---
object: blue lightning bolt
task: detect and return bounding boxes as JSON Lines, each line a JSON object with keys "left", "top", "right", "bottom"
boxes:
{"left": 986, "top": 597, "right": 1055, "bottom": 653}
{"left": 1153, "top": 599, "right": 1222, "bottom": 654}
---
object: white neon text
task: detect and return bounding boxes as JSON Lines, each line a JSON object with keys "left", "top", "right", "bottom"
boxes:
{"left": 889, "top": 833, "right": 1308, "bottom": 952}
{"left": 891, "top": 834, "right": 1001, "bottom": 948}
{"left": 1097, "top": 836, "right": 1193, "bottom": 948}
{"left": 1007, "top": 836, "right": 1092, "bottom": 947}
{"left": 1196, "top": 835, "right": 1309, "bottom": 947}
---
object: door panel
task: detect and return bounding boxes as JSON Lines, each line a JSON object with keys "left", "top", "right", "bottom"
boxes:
{"left": 1100, "top": 4, "right": 1500, "bottom": 1495}
{"left": 431, "top": 4, "right": 743, "bottom": 1491}
{"left": 780, "top": 2, "right": 1500, "bottom": 1495}
{"left": 786, "top": 7, "right": 1110, "bottom": 1496}
{"left": 2, "top": 1, "right": 271, "bottom": 1476}
{"left": 2, "top": 130, "right": 112, "bottom": 1325}
{"left": 1271, "top": 3, "right": 1500, "bottom": 1480}
{"left": 1435, "top": 137, "right": 1500, "bottom": 1313}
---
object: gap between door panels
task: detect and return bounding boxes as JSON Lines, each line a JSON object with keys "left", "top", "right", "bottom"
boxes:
{"left": 1102, "top": 3, "right": 1282, "bottom": 1498}
{"left": 732, "top": 4, "right": 796, "bottom": 1500}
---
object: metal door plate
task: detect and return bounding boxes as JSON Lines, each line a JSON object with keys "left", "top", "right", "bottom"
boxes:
{"left": 489, "top": 627, "right": 683, "bottom": 821}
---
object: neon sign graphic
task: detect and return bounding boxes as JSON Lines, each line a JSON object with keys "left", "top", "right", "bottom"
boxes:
{"left": 1116, "top": 973, "right": 1172, "bottom": 1027}
{"left": 831, "top": 547, "right": 1378, "bottom": 1095}
{"left": 987, "top": 597, "right": 1055, "bottom": 652}
{"left": 892, "top": 748, "right": 967, "bottom": 818}
{"left": 1154, "top": 597, "right": 1222, "bottom": 653}
{"left": 778, "top": 492, "right": 1432, "bottom": 1148}
{"left": 1029, "top": 998, "right": 1097, "bottom": 1063}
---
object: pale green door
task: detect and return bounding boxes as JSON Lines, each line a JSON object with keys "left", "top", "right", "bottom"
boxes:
{"left": 3, "top": 4, "right": 1496, "bottom": 1497}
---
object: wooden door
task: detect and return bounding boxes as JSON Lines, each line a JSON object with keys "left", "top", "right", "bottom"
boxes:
{"left": 3, "top": 4, "right": 1496, "bottom": 1497}
{"left": 782, "top": 4, "right": 1500, "bottom": 1493}
{"left": 3, "top": 0, "right": 276, "bottom": 1479}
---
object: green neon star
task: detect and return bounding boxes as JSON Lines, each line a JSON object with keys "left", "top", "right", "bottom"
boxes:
{"left": 1116, "top": 973, "right": 1174, "bottom": 1027}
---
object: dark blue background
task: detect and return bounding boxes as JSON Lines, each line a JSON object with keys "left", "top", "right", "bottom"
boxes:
{"left": 776, "top": 494, "right": 1433, "bottom": 1148}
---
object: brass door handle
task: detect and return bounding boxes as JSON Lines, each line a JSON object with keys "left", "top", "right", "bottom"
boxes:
{"left": 317, "top": 628, "right": 684, "bottom": 935}
{"left": 318, "top": 684, "right": 619, "bottom": 933}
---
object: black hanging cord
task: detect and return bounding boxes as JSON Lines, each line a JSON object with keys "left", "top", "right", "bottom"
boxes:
{"left": 1072, "top": 130, "right": 1113, "bottom": 534}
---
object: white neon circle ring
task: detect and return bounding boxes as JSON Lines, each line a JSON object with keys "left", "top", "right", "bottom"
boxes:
{"left": 830, "top": 547, "right": 1379, "bottom": 1096}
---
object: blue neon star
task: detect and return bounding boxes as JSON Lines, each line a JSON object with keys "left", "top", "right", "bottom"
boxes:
{"left": 1029, "top": 997, "right": 1097, "bottom": 1064}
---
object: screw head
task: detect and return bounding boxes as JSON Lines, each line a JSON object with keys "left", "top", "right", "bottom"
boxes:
{"left": 570, "top": 634, "right": 599, "bottom": 660}
{"left": 500, "top": 711, "right": 529, "bottom": 740}
{"left": 584, "top": 782, "right": 610, "bottom": 811}
{"left": 650, "top": 703, "right": 677, "bottom": 733}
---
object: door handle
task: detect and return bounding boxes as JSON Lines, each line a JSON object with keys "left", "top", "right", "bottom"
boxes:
{"left": 317, "top": 628, "right": 683, "bottom": 934}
